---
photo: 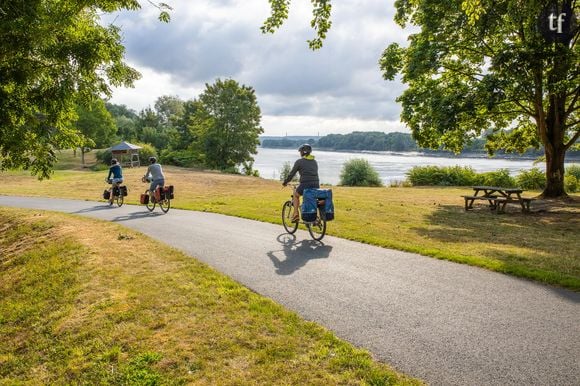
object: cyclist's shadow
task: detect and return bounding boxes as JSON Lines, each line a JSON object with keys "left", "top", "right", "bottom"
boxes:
{"left": 267, "top": 234, "right": 333, "bottom": 275}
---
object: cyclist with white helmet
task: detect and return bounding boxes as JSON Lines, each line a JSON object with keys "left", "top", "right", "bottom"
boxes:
{"left": 142, "top": 156, "right": 165, "bottom": 196}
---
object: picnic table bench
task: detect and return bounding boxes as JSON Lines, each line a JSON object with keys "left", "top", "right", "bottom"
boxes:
{"left": 462, "top": 186, "right": 536, "bottom": 213}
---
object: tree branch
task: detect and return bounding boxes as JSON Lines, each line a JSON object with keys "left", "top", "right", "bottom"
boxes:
{"left": 564, "top": 128, "right": 580, "bottom": 150}
{"left": 565, "top": 87, "right": 580, "bottom": 117}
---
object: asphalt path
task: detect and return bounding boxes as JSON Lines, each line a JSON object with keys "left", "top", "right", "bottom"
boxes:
{"left": 1, "top": 196, "right": 579, "bottom": 385}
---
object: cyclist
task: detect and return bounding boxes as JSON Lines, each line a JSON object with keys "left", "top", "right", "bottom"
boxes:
{"left": 282, "top": 144, "right": 319, "bottom": 222}
{"left": 142, "top": 156, "right": 165, "bottom": 201}
{"left": 106, "top": 158, "right": 123, "bottom": 204}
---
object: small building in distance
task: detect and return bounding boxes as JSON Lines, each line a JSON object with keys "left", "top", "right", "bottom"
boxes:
{"left": 110, "top": 141, "right": 142, "bottom": 167}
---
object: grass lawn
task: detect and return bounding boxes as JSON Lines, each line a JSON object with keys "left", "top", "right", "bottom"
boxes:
{"left": 0, "top": 150, "right": 579, "bottom": 290}
{"left": 0, "top": 207, "right": 420, "bottom": 384}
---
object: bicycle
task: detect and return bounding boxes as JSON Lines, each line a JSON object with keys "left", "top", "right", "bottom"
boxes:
{"left": 141, "top": 178, "right": 172, "bottom": 213}
{"left": 282, "top": 185, "right": 327, "bottom": 241}
{"left": 104, "top": 178, "right": 126, "bottom": 207}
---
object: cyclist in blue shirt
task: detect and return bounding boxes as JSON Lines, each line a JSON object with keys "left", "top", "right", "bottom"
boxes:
{"left": 106, "top": 158, "right": 123, "bottom": 204}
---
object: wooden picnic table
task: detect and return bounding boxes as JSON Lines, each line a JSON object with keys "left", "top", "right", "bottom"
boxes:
{"left": 462, "top": 186, "right": 535, "bottom": 213}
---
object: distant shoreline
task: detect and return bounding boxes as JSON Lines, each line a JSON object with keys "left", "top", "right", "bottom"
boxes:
{"left": 258, "top": 146, "right": 580, "bottom": 162}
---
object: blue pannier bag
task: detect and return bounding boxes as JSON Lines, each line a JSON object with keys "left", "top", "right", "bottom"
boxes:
{"left": 303, "top": 188, "right": 334, "bottom": 222}
{"left": 301, "top": 189, "right": 318, "bottom": 222}
{"left": 315, "top": 189, "right": 334, "bottom": 221}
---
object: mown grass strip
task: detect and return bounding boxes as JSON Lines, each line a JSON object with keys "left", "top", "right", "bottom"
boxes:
{"left": 0, "top": 208, "right": 421, "bottom": 384}
{"left": 1, "top": 164, "right": 578, "bottom": 291}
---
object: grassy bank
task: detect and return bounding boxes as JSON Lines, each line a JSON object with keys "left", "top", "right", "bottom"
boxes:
{"left": 1, "top": 161, "right": 579, "bottom": 290}
{"left": 0, "top": 207, "right": 419, "bottom": 384}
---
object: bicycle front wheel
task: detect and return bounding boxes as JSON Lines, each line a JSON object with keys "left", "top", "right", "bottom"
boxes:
{"left": 282, "top": 201, "right": 298, "bottom": 234}
{"left": 307, "top": 209, "right": 326, "bottom": 241}
{"left": 159, "top": 198, "right": 170, "bottom": 213}
{"left": 116, "top": 193, "right": 124, "bottom": 207}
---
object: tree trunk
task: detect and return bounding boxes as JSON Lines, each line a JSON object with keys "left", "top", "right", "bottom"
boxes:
{"left": 81, "top": 148, "right": 85, "bottom": 166}
{"left": 542, "top": 146, "right": 566, "bottom": 197}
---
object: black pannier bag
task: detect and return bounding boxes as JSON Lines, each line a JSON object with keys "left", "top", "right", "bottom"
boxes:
{"left": 164, "top": 185, "right": 174, "bottom": 199}
{"left": 120, "top": 186, "right": 128, "bottom": 196}
{"left": 103, "top": 190, "right": 110, "bottom": 200}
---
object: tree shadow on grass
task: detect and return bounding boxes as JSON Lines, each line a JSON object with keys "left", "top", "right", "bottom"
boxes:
{"left": 412, "top": 203, "right": 580, "bottom": 293}
{"left": 267, "top": 233, "right": 333, "bottom": 275}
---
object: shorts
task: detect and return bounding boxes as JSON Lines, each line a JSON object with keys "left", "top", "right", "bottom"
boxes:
{"left": 111, "top": 178, "right": 123, "bottom": 185}
{"left": 297, "top": 181, "right": 319, "bottom": 195}
{"left": 150, "top": 178, "right": 165, "bottom": 192}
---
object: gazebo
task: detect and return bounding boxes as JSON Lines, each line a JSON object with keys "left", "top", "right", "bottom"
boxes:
{"left": 110, "top": 141, "right": 142, "bottom": 167}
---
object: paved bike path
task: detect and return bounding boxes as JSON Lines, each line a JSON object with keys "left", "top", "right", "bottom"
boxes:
{"left": 1, "top": 196, "right": 579, "bottom": 385}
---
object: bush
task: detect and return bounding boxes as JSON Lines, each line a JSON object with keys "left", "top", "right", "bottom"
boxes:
{"left": 95, "top": 148, "right": 112, "bottom": 165}
{"left": 476, "top": 169, "right": 516, "bottom": 188}
{"left": 565, "top": 164, "right": 580, "bottom": 180}
{"left": 279, "top": 161, "right": 298, "bottom": 183}
{"left": 160, "top": 150, "right": 201, "bottom": 167}
{"left": 136, "top": 142, "right": 157, "bottom": 163}
{"left": 340, "top": 159, "right": 383, "bottom": 186}
{"left": 515, "top": 167, "right": 545, "bottom": 190}
{"left": 406, "top": 165, "right": 478, "bottom": 186}
{"left": 564, "top": 175, "right": 578, "bottom": 193}
{"left": 241, "top": 161, "right": 260, "bottom": 177}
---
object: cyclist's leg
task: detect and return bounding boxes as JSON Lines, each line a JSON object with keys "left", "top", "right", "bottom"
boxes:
{"left": 292, "top": 187, "right": 302, "bottom": 220}
{"left": 108, "top": 182, "right": 117, "bottom": 204}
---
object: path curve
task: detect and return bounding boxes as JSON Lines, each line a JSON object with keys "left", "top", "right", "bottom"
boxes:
{"left": 1, "top": 196, "right": 579, "bottom": 385}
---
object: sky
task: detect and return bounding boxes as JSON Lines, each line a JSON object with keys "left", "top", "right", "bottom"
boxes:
{"left": 104, "top": 0, "right": 412, "bottom": 136}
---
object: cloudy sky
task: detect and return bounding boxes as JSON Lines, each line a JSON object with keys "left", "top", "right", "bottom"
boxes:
{"left": 104, "top": 0, "right": 412, "bottom": 136}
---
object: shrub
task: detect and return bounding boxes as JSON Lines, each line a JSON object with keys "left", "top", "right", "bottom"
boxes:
{"left": 241, "top": 161, "right": 260, "bottom": 177}
{"left": 160, "top": 150, "right": 201, "bottom": 167}
{"left": 406, "top": 165, "right": 477, "bottom": 186}
{"left": 279, "top": 161, "right": 298, "bottom": 183}
{"left": 565, "top": 164, "right": 580, "bottom": 180}
{"left": 515, "top": 167, "right": 545, "bottom": 190}
{"left": 564, "top": 175, "right": 578, "bottom": 193}
{"left": 476, "top": 169, "right": 516, "bottom": 188}
{"left": 136, "top": 142, "right": 157, "bottom": 163}
{"left": 340, "top": 159, "right": 383, "bottom": 186}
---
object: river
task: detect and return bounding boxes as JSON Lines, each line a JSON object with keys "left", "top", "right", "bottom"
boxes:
{"left": 253, "top": 147, "right": 563, "bottom": 185}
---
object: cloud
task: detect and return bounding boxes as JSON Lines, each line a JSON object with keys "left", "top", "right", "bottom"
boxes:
{"left": 104, "top": 0, "right": 411, "bottom": 134}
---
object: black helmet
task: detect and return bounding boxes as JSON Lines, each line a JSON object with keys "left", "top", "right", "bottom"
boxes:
{"left": 111, "top": 158, "right": 118, "bottom": 165}
{"left": 298, "top": 144, "right": 312, "bottom": 156}
{"left": 149, "top": 156, "right": 157, "bottom": 164}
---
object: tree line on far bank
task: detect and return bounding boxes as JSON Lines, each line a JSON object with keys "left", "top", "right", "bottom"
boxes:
{"left": 262, "top": 131, "right": 579, "bottom": 159}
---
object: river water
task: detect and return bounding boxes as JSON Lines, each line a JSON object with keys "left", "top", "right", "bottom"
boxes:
{"left": 253, "top": 147, "right": 557, "bottom": 185}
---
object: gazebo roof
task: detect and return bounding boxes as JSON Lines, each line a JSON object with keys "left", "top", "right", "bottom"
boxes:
{"left": 110, "top": 141, "right": 142, "bottom": 152}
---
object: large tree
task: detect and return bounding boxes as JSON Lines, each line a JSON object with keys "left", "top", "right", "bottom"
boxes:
{"left": 0, "top": 0, "right": 169, "bottom": 179}
{"left": 263, "top": 0, "right": 579, "bottom": 197}
{"left": 195, "top": 79, "right": 263, "bottom": 171}
{"left": 75, "top": 99, "right": 117, "bottom": 165}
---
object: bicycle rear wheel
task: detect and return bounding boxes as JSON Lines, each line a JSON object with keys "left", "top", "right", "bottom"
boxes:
{"left": 116, "top": 193, "right": 124, "bottom": 207}
{"left": 159, "top": 198, "right": 170, "bottom": 213}
{"left": 307, "top": 209, "right": 326, "bottom": 241}
{"left": 282, "top": 201, "right": 298, "bottom": 234}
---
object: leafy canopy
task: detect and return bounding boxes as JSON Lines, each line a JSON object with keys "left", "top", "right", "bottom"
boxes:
{"left": 196, "top": 79, "right": 264, "bottom": 171}
{"left": 0, "top": 0, "right": 170, "bottom": 178}
{"left": 378, "top": 0, "right": 579, "bottom": 155}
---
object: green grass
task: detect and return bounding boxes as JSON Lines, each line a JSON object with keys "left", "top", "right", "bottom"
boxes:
{"left": 0, "top": 208, "right": 420, "bottom": 384}
{"left": 1, "top": 161, "right": 579, "bottom": 290}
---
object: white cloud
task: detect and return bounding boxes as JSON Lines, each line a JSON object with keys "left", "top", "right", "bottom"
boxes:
{"left": 102, "top": 0, "right": 411, "bottom": 135}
